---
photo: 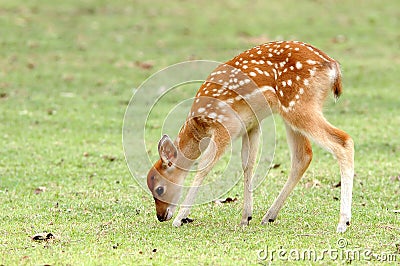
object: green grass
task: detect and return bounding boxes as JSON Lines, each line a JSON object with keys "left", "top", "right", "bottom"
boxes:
{"left": 1, "top": 0, "right": 399, "bottom": 265}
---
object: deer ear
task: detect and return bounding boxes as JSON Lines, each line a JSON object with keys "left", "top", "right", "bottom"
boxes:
{"left": 158, "top": 135, "right": 178, "bottom": 167}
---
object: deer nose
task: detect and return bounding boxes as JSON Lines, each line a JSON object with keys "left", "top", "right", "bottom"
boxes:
{"left": 157, "top": 213, "right": 166, "bottom": 222}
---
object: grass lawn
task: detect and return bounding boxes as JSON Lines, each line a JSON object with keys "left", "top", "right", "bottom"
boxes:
{"left": 1, "top": 0, "right": 399, "bottom": 265}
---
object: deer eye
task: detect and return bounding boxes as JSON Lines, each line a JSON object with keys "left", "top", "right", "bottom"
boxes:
{"left": 155, "top": 186, "right": 164, "bottom": 196}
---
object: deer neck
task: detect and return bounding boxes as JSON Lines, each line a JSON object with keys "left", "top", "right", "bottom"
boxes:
{"left": 173, "top": 120, "right": 204, "bottom": 171}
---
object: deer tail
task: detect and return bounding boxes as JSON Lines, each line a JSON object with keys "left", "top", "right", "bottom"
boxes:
{"left": 331, "top": 60, "right": 343, "bottom": 101}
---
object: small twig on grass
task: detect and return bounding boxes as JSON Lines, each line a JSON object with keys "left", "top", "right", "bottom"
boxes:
{"left": 378, "top": 224, "right": 400, "bottom": 231}
{"left": 295, "top": 233, "right": 318, "bottom": 237}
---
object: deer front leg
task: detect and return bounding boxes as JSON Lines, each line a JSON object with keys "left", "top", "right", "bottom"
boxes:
{"left": 240, "top": 126, "right": 261, "bottom": 226}
{"left": 172, "top": 135, "right": 227, "bottom": 227}
{"left": 172, "top": 160, "right": 212, "bottom": 227}
{"left": 172, "top": 183, "right": 202, "bottom": 227}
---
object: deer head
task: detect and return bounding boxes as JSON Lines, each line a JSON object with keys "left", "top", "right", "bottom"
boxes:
{"left": 146, "top": 135, "right": 187, "bottom": 222}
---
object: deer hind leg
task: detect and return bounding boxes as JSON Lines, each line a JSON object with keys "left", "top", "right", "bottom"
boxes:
{"left": 262, "top": 122, "right": 313, "bottom": 224}
{"left": 284, "top": 113, "right": 354, "bottom": 232}
{"left": 240, "top": 125, "right": 261, "bottom": 226}
{"left": 313, "top": 121, "right": 354, "bottom": 233}
{"left": 172, "top": 127, "right": 231, "bottom": 227}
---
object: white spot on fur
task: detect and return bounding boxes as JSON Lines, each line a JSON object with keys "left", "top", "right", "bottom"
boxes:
{"left": 260, "top": 86, "right": 275, "bottom": 93}
{"left": 281, "top": 105, "right": 290, "bottom": 113}
{"left": 272, "top": 68, "right": 277, "bottom": 80}
{"left": 296, "top": 61, "right": 302, "bottom": 69}
{"left": 208, "top": 112, "right": 217, "bottom": 119}
{"left": 255, "top": 68, "right": 263, "bottom": 75}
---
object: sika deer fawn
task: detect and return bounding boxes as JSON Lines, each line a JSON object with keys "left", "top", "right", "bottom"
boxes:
{"left": 146, "top": 41, "right": 354, "bottom": 233}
